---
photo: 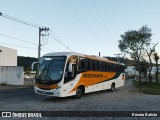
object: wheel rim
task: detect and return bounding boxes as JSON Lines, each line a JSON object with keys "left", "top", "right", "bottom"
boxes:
{"left": 76, "top": 88, "right": 82, "bottom": 97}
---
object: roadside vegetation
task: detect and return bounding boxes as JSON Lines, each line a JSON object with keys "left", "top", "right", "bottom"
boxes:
{"left": 133, "top": 80, "right": 160, "bottom": 95}
{"left": 118, "top": 25, "right": 160, "bottom": 95}
{"left": 143, "top": 82, "right": 160, "bottom": 95}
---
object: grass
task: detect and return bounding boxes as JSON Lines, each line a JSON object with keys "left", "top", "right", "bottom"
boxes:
{"left": 143, "top": 83, "right": 160, "bottom": 95}
{"left": 133, "top": 80, "right": 160, "bottom": 95}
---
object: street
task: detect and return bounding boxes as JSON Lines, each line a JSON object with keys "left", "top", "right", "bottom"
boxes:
{"left": 0, "top": 80, "right": 160, "bottom": 120}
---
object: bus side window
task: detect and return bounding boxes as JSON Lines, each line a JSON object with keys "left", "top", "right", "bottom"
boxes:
{"left": 115, "top": 64, "right": 117, "bottom": 72}
{"left": 105, "top": 62, "right": 107, "bottom": 71}
{"left": 92, "top": 60, "right": 96, "bottom": 71}
{"left": 79, "top": 57, "right": 86, "bottom": 70}
{"left": 86, "top": 59, "right": 91, "bottom": 70}
{"left": 122, "top": 66, "right": 125, "bottom": 72}
{"left": 111, "top": 64, "right": 113, "bottom": 71}
{"left": 97, "top": 61, "right": 99, "bottom": 71}
{"left": 119, "top": 65, "right": 122, "bottom": 72}
{"left": 117, "top": 65, "right": 119, "bottom": 72}
{"left": 102, "top": 62, "right": 105, "bottom": 71}
{"left": 112, "top": 64, "right": 114, "bottom": 71}
{"left": 108, "top": 63, "right": 110, "bottom": 71}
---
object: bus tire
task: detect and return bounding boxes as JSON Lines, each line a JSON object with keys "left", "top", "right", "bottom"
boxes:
{"left": 110, "top": 83, "right": 115, "bottom": 92}
{"left": 74, "top": 86, "right": 84, "bottom": 99}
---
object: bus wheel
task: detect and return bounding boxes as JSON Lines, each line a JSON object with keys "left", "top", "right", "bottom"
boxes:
{"left": 74, "top": 87, "right": 83, "bottom": 99}
{"left": 110, "top": 83, "right": 115, "bottom": 92}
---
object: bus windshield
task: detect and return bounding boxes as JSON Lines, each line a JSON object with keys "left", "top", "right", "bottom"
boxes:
{"left": 35, "top": 56, "right": 66, "bottom": 84}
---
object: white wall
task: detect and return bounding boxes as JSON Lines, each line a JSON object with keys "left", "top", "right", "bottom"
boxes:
{"left": 0, "top": 46, "right": 17, "bottom": 66}
{"left": 0, "top": 66, "right": 24, "bottom": 85}
{"left": 125, "top": 66, "right": 139, "bottom": 76}
{"left": 148, "top": 66, "right": 160, "bottom": 75}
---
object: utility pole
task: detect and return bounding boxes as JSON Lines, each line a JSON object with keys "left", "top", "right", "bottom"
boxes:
{"left": 0, "top": 12, "right": 50, "bottom": 60}
{"left": 114, "top": 53, "right": 122, "bottom": 63}
{"left": 38, "top": 27, "right": 49, "bottom": 60}
{"left": 99, "top": 52, "right": 101, "bottom": 57}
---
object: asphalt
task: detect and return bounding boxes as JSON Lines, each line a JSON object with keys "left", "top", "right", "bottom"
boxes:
{"left": 0, "top": 79, "right": 160, "bottom": 120}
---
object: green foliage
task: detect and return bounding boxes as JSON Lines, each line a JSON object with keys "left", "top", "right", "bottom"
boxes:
{"left": 133, "top": 80, "right": 160, "bottom": 95}
{"left": 154, "top": 53, "right": 160, "bottom": 83}
{"left": 118, "top": 25, "right": 151, "bottom": 59}
{"left": 140, "top": 60, "right": 149, "bottom": 76}
{"left": 118, "top": 25, "right": 152, "bottom": 83}
{"left": 143, "top": 82, "right": 160, "bottom": 95}
{"left": 144, "top": 82, "right": 160, "bottom": 89}
{"left": 17, "top": 56, "right": 38, "bottom": 72}
{"left": 154, "top": 53, "right": 160, "bottom": 62}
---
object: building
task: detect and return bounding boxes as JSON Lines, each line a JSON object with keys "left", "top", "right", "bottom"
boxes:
{"left": 148, "top": 66, "right": 160, "bottom": 75}
{"left": 125, "top": 66, "right": 139, "bottom": 76}
{"left": 0, "top": 46, "right": 24, "bottom": 85}
{"left": 0, "top": 46, "right": 17, "bottom": 66}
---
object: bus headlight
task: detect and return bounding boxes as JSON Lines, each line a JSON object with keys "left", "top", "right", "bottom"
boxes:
{"left": 55, "top": 86, "right": 61, "bottom": 90}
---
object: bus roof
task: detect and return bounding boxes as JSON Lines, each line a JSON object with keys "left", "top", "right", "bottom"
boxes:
{"left": 44, "top": 52, "right": 82, "bottom": 57}
{"left": 43, "top": 52, "right": 124, "bottom": 65}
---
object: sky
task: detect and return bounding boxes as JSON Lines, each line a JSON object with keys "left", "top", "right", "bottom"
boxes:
{"left": 0, "top": 0, "right": 160, "bottom": 58}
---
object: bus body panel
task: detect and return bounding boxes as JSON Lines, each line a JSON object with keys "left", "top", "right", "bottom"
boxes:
{"left": 33, "top": 52, "right": 125, "bottom": 98}
{"left": 34, "top": 72, "right": 125, "bottom": 97}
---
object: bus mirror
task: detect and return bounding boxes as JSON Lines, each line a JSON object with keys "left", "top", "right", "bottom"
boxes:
{"left": 68, "top": 63, "right": 75, "bottom": 72}
{"left": 31, "top": 62, "right": 38, "bottom": 71}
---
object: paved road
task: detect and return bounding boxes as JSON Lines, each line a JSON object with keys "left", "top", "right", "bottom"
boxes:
{"left": 0, "top": 80, "right": 160, "bottom": 120}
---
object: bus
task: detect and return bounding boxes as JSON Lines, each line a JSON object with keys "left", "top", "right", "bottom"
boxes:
{"left": 32, "top": 52, "right": 125, "bottom": 98}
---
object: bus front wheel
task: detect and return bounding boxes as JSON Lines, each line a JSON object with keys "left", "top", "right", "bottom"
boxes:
{"left": 74, "top": 86, "right": 84, "bottom": 99}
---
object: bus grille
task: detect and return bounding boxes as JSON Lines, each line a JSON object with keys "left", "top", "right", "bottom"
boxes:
{"left": 36, "top": 90, "right": 54, "bottom": 95}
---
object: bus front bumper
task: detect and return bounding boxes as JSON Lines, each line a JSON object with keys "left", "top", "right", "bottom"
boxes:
{"left": 34, "top": 86, "right": 61, "bottom": 97}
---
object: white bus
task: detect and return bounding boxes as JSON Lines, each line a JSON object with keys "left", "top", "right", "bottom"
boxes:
{"left": 33, "top": 52, "right": 125, "bottom": 98}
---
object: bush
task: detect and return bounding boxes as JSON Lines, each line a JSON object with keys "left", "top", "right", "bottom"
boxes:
{"left": 133, "top": 80, "right": 160, "bottom": 95}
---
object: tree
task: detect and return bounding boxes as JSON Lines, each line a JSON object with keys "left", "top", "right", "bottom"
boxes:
{"left": 154, "top": 53, "right": 159, "bottom": 84}
{"left": 140, "top": 59, "right": 149, "bottom": 82}
{"left": 17, "top": 56, "right": 38, "bottom": 71}
{"left": 118, "top": 25, "right": 152, "bottom": 85}
{"left": 146, "top": 43, "right": 158, "bottom": 83}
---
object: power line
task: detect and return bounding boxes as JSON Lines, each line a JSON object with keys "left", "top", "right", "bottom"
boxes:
{"left": 81, "top": 0, "right": 110, "bottom": 41}
{"left": 50, "top": 30, "right": 66, "bottom": 46}
{"left": 0, "top": 12, "right": 50, "bottom": 59}
{"left": 49, "top": 30, "right": 73, "bottom": 51}
{"left": 0, "top": 33, "right": 54, "bottom": 52}
{"left": 0, "top": 12, "right": 42, "bottom": 28}
{"left": 82, "top": 0, "right": 115, "bottom": 53}
{"left": 0, "top": 41, "right": 37, "bottom": 49}
{"left": 0, "top": 12, "right": 73, "bottom": 55}
{"left": 0, "top": 11, "right": 107, "bottom": 56}
{"left": 92, "top": 0, "right": 113, "bottom": 39}
{"left": 42, "top": 46, "right": 53, "bottom": 52}
{"left": 0, "top": 33, "right": 38, "bottom": 45}
{"left": 63, "top": 0, "right": 96, "bottom": 37}
{"left": 63, "top": 0, "right": 107, "bottom": 49}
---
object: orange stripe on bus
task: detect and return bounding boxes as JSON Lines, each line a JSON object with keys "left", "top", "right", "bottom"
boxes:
{"left": 122, "top": 74, "right": 125, "bottom": 80}
{"left": 69, "top": 71, "right": 116, "bottom": 93}
{"left": 35, "top": 83, "right": 58, "bottom": 90}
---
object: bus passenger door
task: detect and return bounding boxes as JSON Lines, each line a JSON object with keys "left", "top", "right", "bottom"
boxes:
{"left": 63, "top": 55, "right": 78, "bottom": 96}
